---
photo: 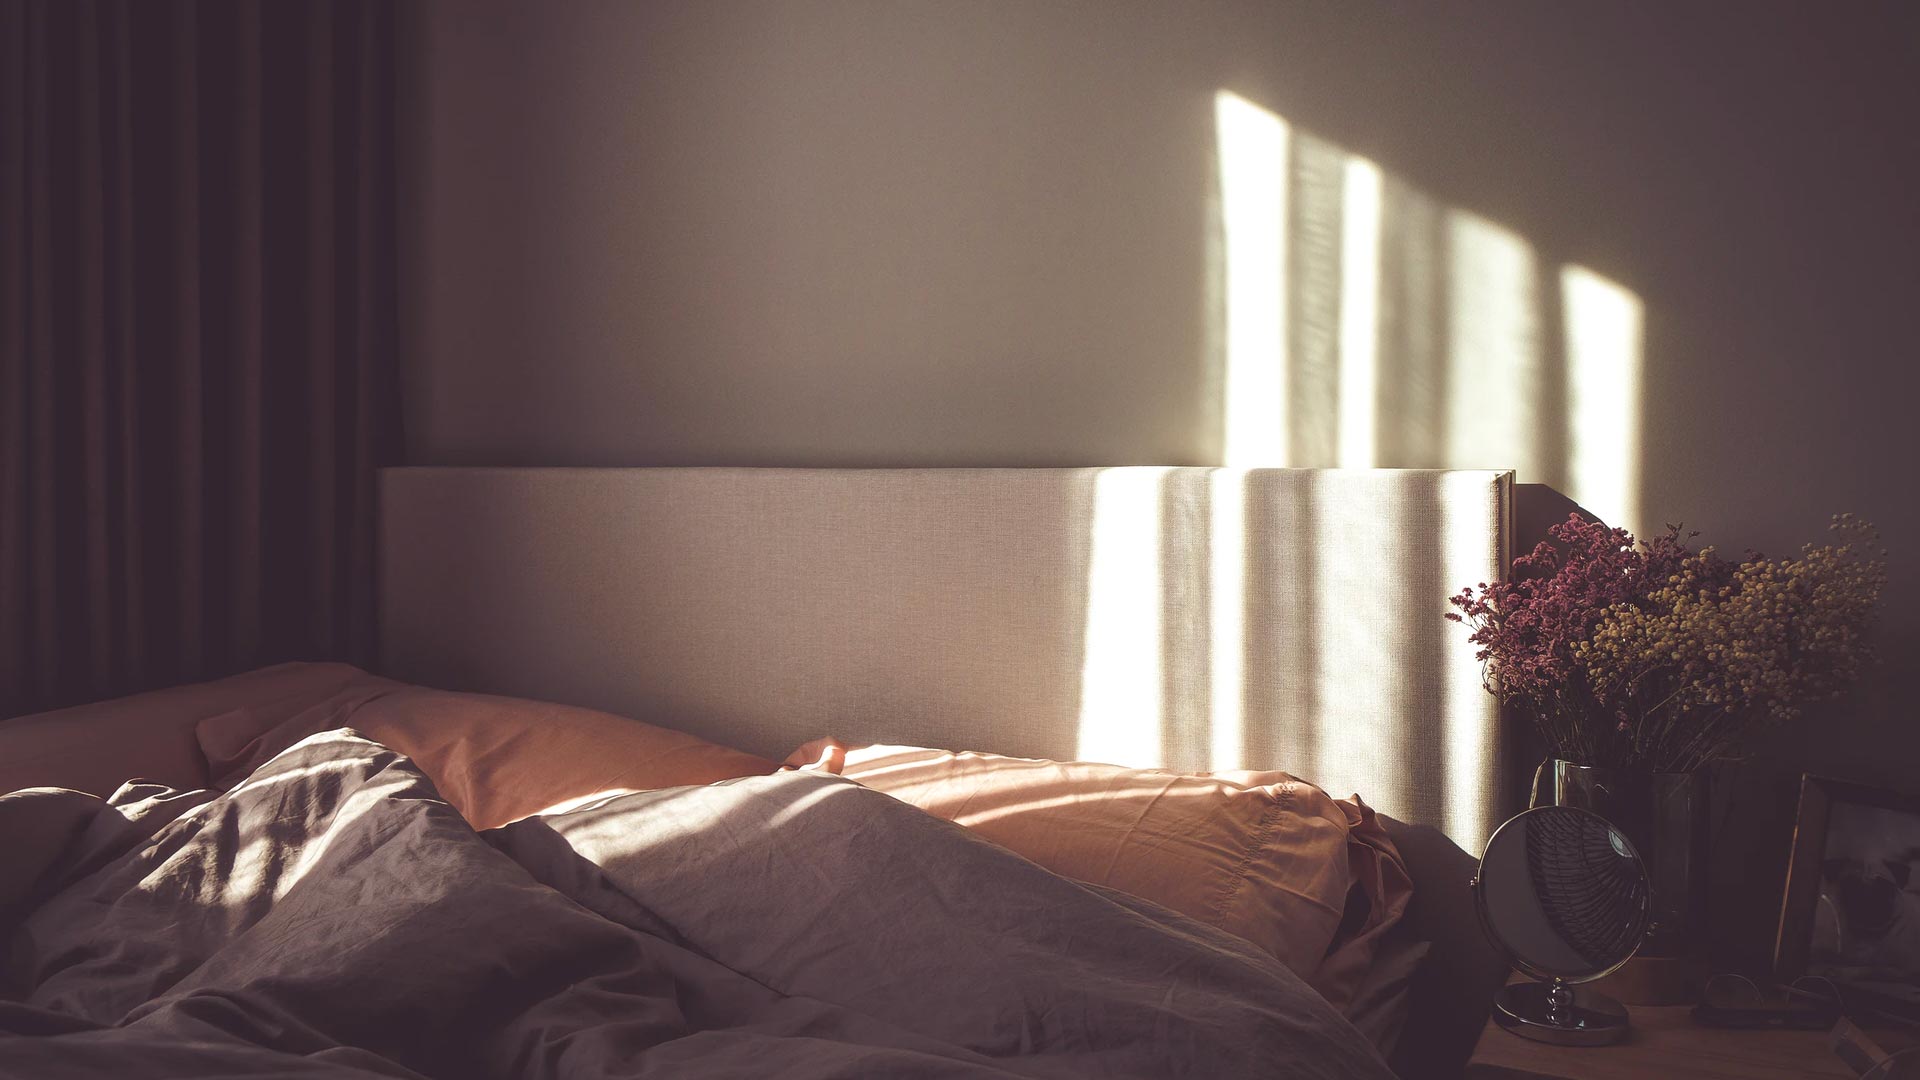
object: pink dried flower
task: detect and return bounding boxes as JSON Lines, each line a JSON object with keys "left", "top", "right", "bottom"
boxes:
{"left": 1448, "top": 513, "right": 1728, "bottom": 767}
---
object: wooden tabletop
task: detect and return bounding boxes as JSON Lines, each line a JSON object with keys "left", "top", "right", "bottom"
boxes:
{"left": 1466, "top": 993, "right": 1906, "bottom": 1080}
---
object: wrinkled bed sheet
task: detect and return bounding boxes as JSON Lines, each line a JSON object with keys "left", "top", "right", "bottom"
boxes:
{"left": 0, "top": 730, "right": 1391, "bottom": 1079}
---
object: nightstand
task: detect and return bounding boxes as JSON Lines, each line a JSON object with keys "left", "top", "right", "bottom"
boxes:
{"left": 1465, "top": 989, "right": 1892, "bottom": 1079}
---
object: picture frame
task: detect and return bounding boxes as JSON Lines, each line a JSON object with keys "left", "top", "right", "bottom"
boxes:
{"left": 1776, "top": 774, "right": 1920, "bottom": 1015}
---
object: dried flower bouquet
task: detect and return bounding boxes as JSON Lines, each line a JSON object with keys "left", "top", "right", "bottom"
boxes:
{"left": 1448, "top": 513, "right": 1885, "bottom": 772}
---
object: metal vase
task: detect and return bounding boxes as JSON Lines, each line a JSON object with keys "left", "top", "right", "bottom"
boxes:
{"left": 1540, "top": 761, "right": 1710, "bottom": 958}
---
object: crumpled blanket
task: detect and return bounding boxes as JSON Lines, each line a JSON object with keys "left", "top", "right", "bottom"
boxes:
{"left": 1, "top": 729, "right": 1391, "bottom": 1079}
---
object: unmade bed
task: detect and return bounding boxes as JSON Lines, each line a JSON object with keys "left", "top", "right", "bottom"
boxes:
{"left": 2, "top": 467, "right": 1518, "bottom": 1079}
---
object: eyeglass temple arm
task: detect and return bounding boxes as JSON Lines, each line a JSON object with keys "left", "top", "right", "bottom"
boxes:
{"left": 1832, "top": 1018, "right": 1893, "bottom": 1077}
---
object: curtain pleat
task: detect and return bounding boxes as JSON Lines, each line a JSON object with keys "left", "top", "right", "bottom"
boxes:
{"left": 304, "top": 0, "right": 339, "bottom": 655}
{"left": 165, "top": 0, "right": 207, "bottom": 681}
{"left": 1, "top": 0, "right": 400, "bottom": 718}
{"left": 74, "top": 0, "right": 113, "bottom": 686}
{"left": 0, "top": 0, "right": 27, "bottom": 706}
{"left": 223, "top": 0, "right": 265, "bottom": 668}
{"left": 104, "top": 3, "right": 142, "bottom": 687}
{"left": 23, "top": 0, "right": 57, "bottom": 706}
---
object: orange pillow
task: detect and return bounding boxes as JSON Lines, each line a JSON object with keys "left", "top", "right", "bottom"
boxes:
{"left": 787, "top": 740, "right": 1413, "bottom": 1013}
{"left": 1, "top": 663, "right": 387, "bottom": 797}
{"left": 200, "top": 685, "right": 780, "bottom": 830}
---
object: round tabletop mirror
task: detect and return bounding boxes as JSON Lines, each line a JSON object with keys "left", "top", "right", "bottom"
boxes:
{"left": 1474, "top": 805, "right": 1653, "bottom": 1045}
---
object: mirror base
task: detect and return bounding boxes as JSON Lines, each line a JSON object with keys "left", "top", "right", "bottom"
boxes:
{"left": 1493, "top": 980, "right": 1631, "bottom": 1047}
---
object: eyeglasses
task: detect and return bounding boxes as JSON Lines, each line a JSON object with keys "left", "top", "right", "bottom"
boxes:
{"left": 1703, "top": 973, "right": 1845, "bottom": 1012}
{"left": 1700, "top": 974, "right": 1920, "bottom": 1074}
{"left": 1694, "top": 973, "right": 1845, "bottom": 1030}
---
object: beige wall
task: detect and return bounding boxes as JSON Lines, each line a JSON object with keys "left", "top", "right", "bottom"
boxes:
{"left": 400, "top": 0, "right": 1919, "bottom": 963}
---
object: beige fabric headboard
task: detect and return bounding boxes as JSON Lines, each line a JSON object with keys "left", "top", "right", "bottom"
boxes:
{"left": 379, "top": 466, "right": 1513, "bottom": 848}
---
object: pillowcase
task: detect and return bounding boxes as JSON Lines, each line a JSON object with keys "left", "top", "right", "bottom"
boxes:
{"left": 785, "top": 739, "right": 1414, "bottom": 1023}
{"left": 201, "top": 683, "right": 781, "bottom": 830}
{"left": 1, "top": 662, "right": 386, "bottom": 797}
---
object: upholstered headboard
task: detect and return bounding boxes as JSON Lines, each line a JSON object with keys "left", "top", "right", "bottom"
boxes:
{"left": 378, "top": 466, "right": 1514, "bottom": 849}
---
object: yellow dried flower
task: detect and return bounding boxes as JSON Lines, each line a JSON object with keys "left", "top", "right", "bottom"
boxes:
{"left": 1576, "top": 517, "right": 1886, "bottom": 768}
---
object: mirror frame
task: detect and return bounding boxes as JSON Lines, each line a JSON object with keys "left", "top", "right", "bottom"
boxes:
{"left": 1471, "top": 804, "right": 1653, "bottom": 986}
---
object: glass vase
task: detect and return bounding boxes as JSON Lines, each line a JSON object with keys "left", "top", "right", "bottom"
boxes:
{"left": 1537, "top": 760, "right": 1710, "bottom": 958}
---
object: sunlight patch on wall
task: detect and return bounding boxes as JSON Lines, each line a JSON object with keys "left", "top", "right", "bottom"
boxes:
{"left": 1207, "top": 93, "right": 1646, "bottom": 533}
{"left": 1287, "top": 135, "right": 1346, "bottom": 464}
{"left": 1076, "top": 468, "right": 1171, "bottom": 766}
{"left": 1562, "top": 265, "right": 1645, "bottom": 533}
{"left": 1337, "top": 157, "right": 1383, "bottom": 468}
{"left": 1445, "top": 211, "right": 1545, "bottom": 482}
{"left": 1215, "top": 92, "right": 1290, "bottom": 467}
{"left": 1373, "top": 178, "right": 1447, "bottom": 465}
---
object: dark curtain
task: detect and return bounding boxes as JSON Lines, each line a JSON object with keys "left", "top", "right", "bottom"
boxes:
{"left": 1, "top": 0, "right": 400, "bottom": 717}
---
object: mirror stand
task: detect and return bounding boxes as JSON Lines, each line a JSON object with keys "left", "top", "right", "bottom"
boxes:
{"left": 1474, "top": 804, "right": 1652, "bottom": 1050}
{"left": 1493, "top": 977, "right": 1631, "bottom": 1046}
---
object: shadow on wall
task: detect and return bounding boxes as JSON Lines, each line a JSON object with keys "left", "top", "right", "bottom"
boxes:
{"left": 1208, "top": 91, "right": 1645, "bottom": 536}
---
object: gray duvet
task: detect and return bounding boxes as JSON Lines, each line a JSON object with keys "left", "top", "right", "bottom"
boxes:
{"left": 1, "top": 730, "right": 1393, "bottom": 1079}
